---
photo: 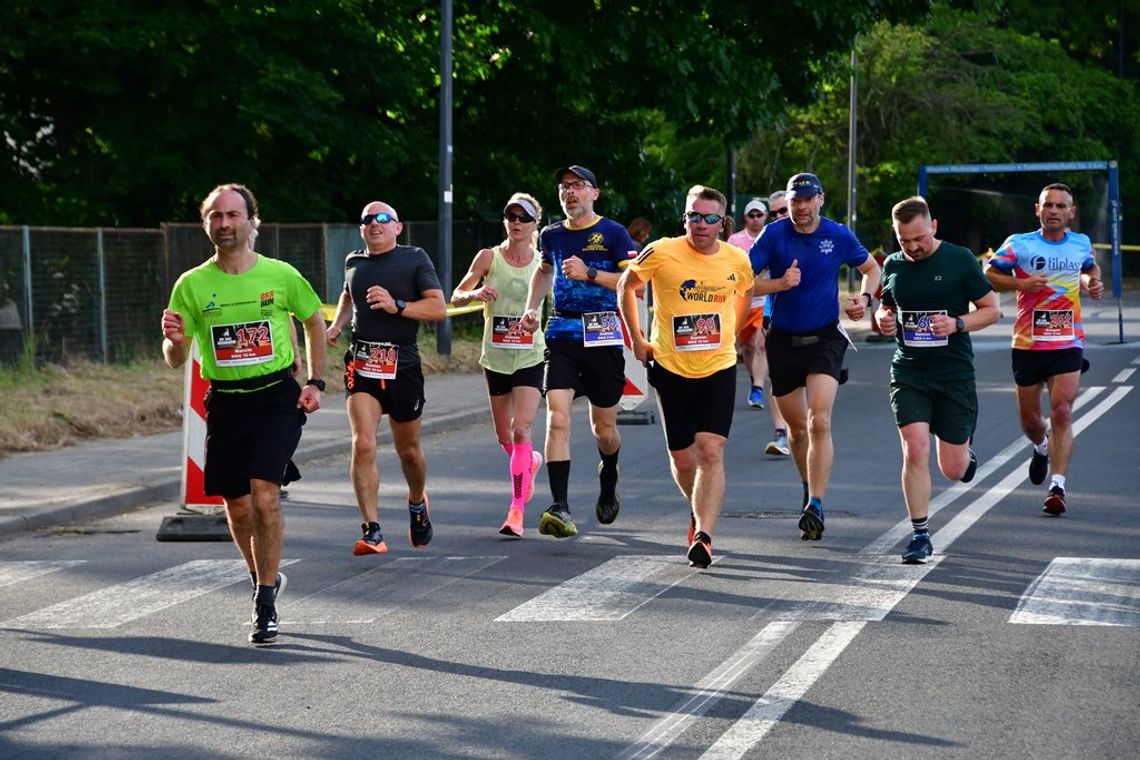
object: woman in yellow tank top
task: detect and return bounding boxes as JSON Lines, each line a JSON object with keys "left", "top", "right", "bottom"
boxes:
{"left": 452, "top": 192, "right": 548, "bottom": 537}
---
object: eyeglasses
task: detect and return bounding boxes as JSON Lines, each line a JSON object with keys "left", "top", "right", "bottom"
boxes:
{"left": 503, "top": 212, "right": 535, "bottom": 223}
{"left": 685, "top": 211, "right": 725, "bottom": 225}
{"left": 769, "top": 207, "right": 788, "bottom": 218}
{"left": 746, "top": 211, "right": 766, "bottom": 219}
{"left": 558, "top": 180, "right": 592, "bottom": 192}
{"left": 360, "top": 212, "right": 395, "bottom": 225}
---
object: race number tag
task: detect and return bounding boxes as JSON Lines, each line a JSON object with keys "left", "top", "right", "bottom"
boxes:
{"left": 1032, "top": 309, "right": 1075, "bottom": 342}
{"left": 352, "top": 339, "right": 398, "bottom": 380}
{"left": 491, "top": 315, "right": 534, "bottom": 349}
{"left": 672, "top": 313, "right": 722, "bottom": 352}
{"left": 582, "top": 311, "right": 624, "bottom": 347}
{"left": 211, "top": 320, "right": 275, "bottom": 366}
{"left": 900, "top": 310, "right": 948, "bottom": 348}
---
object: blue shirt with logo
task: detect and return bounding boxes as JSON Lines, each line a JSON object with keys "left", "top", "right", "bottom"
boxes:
{"left": 539, "top": 216, "right": 637, "bottom": 341}
{"left": 749, "top": 217, "right": 870, "bottom": 332}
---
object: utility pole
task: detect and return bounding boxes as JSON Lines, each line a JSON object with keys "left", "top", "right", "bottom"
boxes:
{"left": 437, "top": 0, "right": 454, "bottom": 356}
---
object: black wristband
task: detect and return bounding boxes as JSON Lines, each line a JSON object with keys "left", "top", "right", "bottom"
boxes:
{"left": 305, "top": 378, "right": 326, "bottom": 392}
{"left": 861, "top": 292, "right": 874, "bottom": 308}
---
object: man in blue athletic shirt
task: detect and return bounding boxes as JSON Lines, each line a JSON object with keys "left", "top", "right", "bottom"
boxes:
{"left": 521, "top": 165, "right": 639, "bottom": 538}
{"left": 749, "top": 172, "right": 880, "bottom": 541}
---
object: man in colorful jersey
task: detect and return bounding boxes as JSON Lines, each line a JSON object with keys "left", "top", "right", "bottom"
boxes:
{"left": 327, "top": 201, "right": 447, "bottom": 554}
{"left": 618, "top": 185, "right": 754, "bottom": 568}
{"left": 984, "top": 183, "right": 1104, "bottom": 515}
{"left": 876, "top": 196, "right": 999, "bottom": 563}
{"left": 520, "top": 165, "right": 639, "bottom": 538}
{"left": 749, "top": 172, "right": 881, "bottom": 541}
{"left": 162, "top": 183, "right": 327, "bottom": 645}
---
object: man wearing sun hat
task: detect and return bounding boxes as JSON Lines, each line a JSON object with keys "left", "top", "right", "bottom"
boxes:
{"left": 747, "top": 172, "right": 881, "bottom": 542}
{"left": 520, "top": 164, "right": 640, "bottom": 539}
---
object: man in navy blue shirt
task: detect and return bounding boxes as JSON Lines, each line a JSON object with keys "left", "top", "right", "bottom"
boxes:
{"left": 749, "top": 173, "right": 880, "bottom": 541}
{"left": 521, "top": 165, "right": 639, "bottom": 539}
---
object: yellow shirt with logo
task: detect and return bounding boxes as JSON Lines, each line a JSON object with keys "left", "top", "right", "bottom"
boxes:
{"left": 629, "top": 236, "right": 754, "bottom": 378}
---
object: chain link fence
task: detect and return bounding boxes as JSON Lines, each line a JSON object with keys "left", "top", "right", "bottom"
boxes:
{"left": 0, "top": 220, "right": 504, "bottom": 366}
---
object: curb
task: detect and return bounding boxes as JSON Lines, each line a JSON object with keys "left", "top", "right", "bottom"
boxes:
{"left": 0, "top": 407, "right": 487, "bottom": 541}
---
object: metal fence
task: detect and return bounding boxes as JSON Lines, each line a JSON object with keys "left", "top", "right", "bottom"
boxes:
{"left": 0, "top": 220, "right": 504, "bottom": 365}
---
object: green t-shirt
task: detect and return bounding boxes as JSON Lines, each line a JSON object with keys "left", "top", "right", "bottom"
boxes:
{"left": 167, "top": 254, "right": 323, "bottom": 381}
{"left": 881, "top": 241, "right": 992, "bottom": 381}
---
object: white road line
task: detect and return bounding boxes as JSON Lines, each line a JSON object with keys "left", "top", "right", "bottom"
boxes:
{"left": 618, "top": 621, "right": 800, "bottom": 760}
{"left": 627, "top": 383, "right": 1132, "bottom": 758}
{"left": 699, "top": 622, "right": 867, "bottom": 759}
{"left": 1112, "top": 367, "right": 1136, "bottom": 383}
{"left": 1011, "top": 558, "right": 1140, "bottom": 626}
{"left": 497, "top": 555, "right": 703, "bottom": 622}
{"left": 1132, "top": 355, "right": 1140, "bottom": 365}
{"left": 0, "top": 560, "right": 86, "bottom": 589}
{"left": 4, "top": 559, "right": 298, "bottom": 629}
{"left": 283, "top": 556, "right": 504, "bottom": 625}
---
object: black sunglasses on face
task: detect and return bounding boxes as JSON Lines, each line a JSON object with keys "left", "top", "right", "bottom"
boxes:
{"left": 686, "top": 211, "right": 724, "bottom": 225}
{"left": 746, "top": 211, "right": 766, "bottom": 219}
{"left": 360, "top": 212, "right": 395, "bottom": 225}
{"left": 504, "top": 212, "right": 535, "bottom": 223}
{"left": 769, "top": 207, "right": 788, "bottom": 217}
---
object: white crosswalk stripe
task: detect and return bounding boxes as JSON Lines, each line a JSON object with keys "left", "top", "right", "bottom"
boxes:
{"left": 3, "top": 559, "right": 297, "bottom": 630}
{"left": 0, "top": 560, "right": 86, "bottom": 589}
{"left": 496, "top": 555, "right": 703, "bottom": 622}
{"left": 1011, "top": 557, "right": 1140, "bottom": 626}
{"left": 283, "top": 556, "right": 505, "bottom": 625}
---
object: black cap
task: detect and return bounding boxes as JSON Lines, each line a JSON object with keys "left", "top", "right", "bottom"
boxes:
{"left": 555, "top": 165, "right": 598, "bottom": 187}
{"left": 786, "top": 172, "right": 824, "bottom": 198}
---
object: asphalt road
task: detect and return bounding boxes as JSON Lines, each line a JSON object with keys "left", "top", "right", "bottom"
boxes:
{"left": 2, "top": 336, "right": 1138, "bottom": 759}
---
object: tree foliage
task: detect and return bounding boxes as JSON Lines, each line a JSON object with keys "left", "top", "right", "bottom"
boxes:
{"left": 0, "top": 0, "right": 926, "bottom": 229}
{"left": 736, "top": 5, "right": 1140, "bottom": 250}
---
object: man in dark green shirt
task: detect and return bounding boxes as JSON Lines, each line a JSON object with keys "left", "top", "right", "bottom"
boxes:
{"left": 875, "top": 196, "right": 999, "bottom": 564}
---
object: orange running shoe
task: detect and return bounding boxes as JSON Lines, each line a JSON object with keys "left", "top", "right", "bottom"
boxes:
{"left": 526, "top": 451, "right": 544, "bottom": 503}
{"left": 499, "top": 507, "right": 524, "bottom": 538}
{"left": 353, "top": 522, "right": 389, "bottom": 556}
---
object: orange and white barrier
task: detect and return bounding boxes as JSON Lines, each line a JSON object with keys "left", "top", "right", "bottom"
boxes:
{"left": 619, "top": 291, "right": 650, "bottom": 412}
{"left": 181, "top": 341, "right": 224, "bottom": 509}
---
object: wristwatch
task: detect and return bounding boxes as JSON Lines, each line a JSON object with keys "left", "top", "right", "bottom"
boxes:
{"left": 955, "top": 317, "right": 966, "bottom": 334}
{"left": 586, "top": 266, "right": 598, "bottom": 282}
{"left": 394, "top": 299, "right": 407, "bottom": 315}
{"left": 305, "top": 378, "right": 326, "bottom": 392}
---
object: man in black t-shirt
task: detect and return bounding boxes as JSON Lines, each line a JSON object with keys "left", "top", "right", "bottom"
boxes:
{"left": 327, "top": 201, "right": 447, "bottom": 556}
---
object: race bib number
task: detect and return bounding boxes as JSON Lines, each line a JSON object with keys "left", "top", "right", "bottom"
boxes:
{"left": 672, "top": 313, "right": 722, "bottom": 352}
{"left": 490, "top": 315, "right": 534, "bottom": 349}
{"left": 582, "top": 311, "right": 624, "bottom": 347}
{"left": 211, "top": 320, "right": 275, "bottom": 366}
{"left": 1032, "top": 309, "right": 1075, "bottom": 342}
{"left": 900, "top": 310, "right": 948, "bottom": 348}
{"left": 352, "top": 339, "right": 398, "bottom": 380}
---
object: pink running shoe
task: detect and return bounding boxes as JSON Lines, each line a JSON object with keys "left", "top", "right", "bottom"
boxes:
{"left": 499, "top": 507, "right": 524, "bottom": 538}
{"left": 526, "top": 451, "right": 544, "bottom": 503}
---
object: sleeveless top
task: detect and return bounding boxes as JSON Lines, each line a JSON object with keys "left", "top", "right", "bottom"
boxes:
{"left": 480, "top": 244, "right": 547, "bottom": 374}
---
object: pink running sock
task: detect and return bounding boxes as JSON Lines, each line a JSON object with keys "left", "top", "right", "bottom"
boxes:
{"left": 502, "top": 442, "right": 514, "bottom": 457}
{"left": 509, "top": 441, "right": 532, "bottom": 510}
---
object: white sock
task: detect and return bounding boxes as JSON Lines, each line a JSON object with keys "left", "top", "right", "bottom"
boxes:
{"left": 1051, "top": 474, "right": 1066, "bottom": 491}
{"left": 1034, "top": 436, "right": 1049, "bottom": 456}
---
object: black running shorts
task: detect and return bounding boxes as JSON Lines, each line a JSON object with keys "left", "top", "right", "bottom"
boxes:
{"left": 204, "top": 378, "right": 306, "bottom": 499}
{"left": 343, "top": 350, "right": 426, "bottom": 422}
{"left": 484, "top": 361, "right": 545, "bottom": 397}
{"left": 1011, "top": 347, "right": 1087, "bottom": 387}
{"left": 766, "top": 324, "right": 848, "bottom": 397}
{"left": 648, "top": 362, "right": 736, "bottom": 451}
{"left": 543, "top": 338, "right": 624, "bottom": 408}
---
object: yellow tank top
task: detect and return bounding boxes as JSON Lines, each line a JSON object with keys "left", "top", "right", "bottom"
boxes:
{"left": 480, "top": 245, "right": 547, "bottom": 374}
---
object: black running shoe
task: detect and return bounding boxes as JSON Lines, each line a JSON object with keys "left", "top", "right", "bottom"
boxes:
{"left": 408, "top": 494, "right": 433, "bottom": 548}
{"left": 249, "top": 602, "right": 278, "bottom": 645}
{"left": 596, "top": 462, "right": 620, "bottom": 524}
{"left": 799, "top": 504, "right": 825, "bottom": 541}
{"left": 538, "top": 503, "right": 578, "bottom": 538}
{"left": 1042, "top": 486, "right": 1067, "bottom": 516}
{"left": 1028, "top": 447, "right": 1049, "bottom": 485}
{"left": 901, "top": 534, "right": 933, "bottom": 564}
{"left": 688, "top": 531, "right": 713, "bottom": 568}
{"left": 961, "top": 447, "right": 978, "bottom": 483}
{"left": 353, "top": 522, "right": 389, "bottom": 555}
